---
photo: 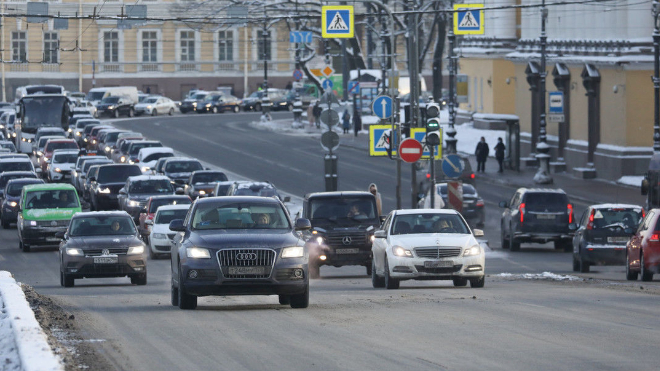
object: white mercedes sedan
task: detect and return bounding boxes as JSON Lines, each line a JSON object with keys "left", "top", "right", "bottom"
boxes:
{"left": 371, "top": 209, "right": 485, "bottom": 289}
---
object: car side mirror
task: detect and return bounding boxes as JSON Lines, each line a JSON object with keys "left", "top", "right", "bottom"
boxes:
{"left": 374, "top": 230, "right": 386, "bottom": 238}
{"left": 118, "top": 188, "right": 127, "bottom": 195}
{"left": 568, "top": 223, "right": 578, "bottom": 231}
{"left": 169, "top": 219, "right": 185, "bottom": 232}
{"left": 175, "top": 187, "right": 184, "bottom": 195}
{"left": 499, "top": 201, "right": 508, "bottom": 208}
{"left": 54, "top": 231, "right": 66, "bottom": 239}
{"left": 625, "top": 228, "right": 634, "bottom": 235}
{"left": 473, "top": 229, "right": 484, "bottom": 237}
{"left": 88, "top": 176, "right": 95, "bottom": 182}
{"left": 283, "top": 196, "right": 291, "bottom": 203}
{"left": 294, "top": 218, "right": 311, "bottom": 231}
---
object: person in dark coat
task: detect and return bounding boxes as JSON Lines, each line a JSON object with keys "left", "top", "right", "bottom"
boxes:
{"left": 475, "top": 137, "right": 489, "bottom": 172}
{"left": 353, "top": 110, "right": 362, "bottom": 137}
{"left": 494, "top": 137, "right": 506, "bottom": 173}
{"left": 342, "top": 109, "right": 351, "bottom": 134}
{"left": 312, "top": 101, "right": 322, "bottom": 128}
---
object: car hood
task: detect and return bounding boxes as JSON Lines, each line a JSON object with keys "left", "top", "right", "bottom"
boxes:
{"left": 96, "top": 104, "right": 116, "bottom": 109}
{"left": 3, "top": 195, "right": 20, "bottom": 203}
{"left": 190, "top": 230, "right": 302, "bottom": 249}
{"left": 152, "top": 224, "right": 171, "bottom": 234}
{"left": 389, "top": 233, "right": 477, "bottom": 249}
{"left": 53, "top": 163, "right": 75, "bottom": 170}
{"left": 23, "top": 207, "right": 81, "bottom": 221}
{"left": 68, "top": 235, "right": 142, "bottom": 249}
{"left": 134, "top": 103, "right": 152, "bottom": 109}
{"left": 129, "top": 193, "right": 173, "bottom": 201}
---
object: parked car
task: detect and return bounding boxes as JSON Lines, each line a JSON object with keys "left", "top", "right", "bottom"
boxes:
{"left": 118, "top": 175, "right": 181, "bottom": 221}
{"left": 58, "top": 211, "right": 147, "bottom": 287}
{"left": 169, "top": 196, "right": 311, "bottom": 309}
{"left": 147, "top": 204, "right": 190, "bottom": 258}
{"left": 89, "top": 164, "right": 142, "bottom": 211}
{"left": 184, "top": 170, "right": 228, "bottom": 199}
{"left": 499, "top": 188, "right": 574, "bottom": 251}
{"left": 134, "top": 96, "right": 177, "bottom": 116}
{"left": 1, "top": 178, "right": 44, "bottom": 228}
{"left": 572, "top": 204, "right": 644, "bottom": 273}
{"left": 626, "top": 208, "right": 660, "bottom": 281}
{"left": 240, "top": 88, "right": 286, "bottom": 111}
{"left": 96, "top": 96, "right": 135, "bottom": 118}
{"left": 138, "top": 195, "right": 192, "bottom": 242}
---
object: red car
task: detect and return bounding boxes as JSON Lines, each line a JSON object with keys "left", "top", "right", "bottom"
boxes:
{"left": 626, "top": 208, "right": 659, "bottom": 281}
{"left": 138, "top": 195, "right": 192, "bottom": 242}
{"left": 40, "top": 139, "right": 78, "bottom": 174}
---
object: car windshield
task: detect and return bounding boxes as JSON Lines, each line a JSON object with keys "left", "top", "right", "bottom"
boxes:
{"left": 148, "top": 198, "right": 192, "bottom": 213}
{"left": 391, "top": 213, "right": 470, "bottom": 235}
{"left": 46, "top": 142, "right": 77, "bottom": 152}
{"left": 192, "top": 202, "right": 291, "bottom": 230}
{"left": 53, "top": 153, "right": 78, "bottom": 164}
{"left": 0, "top": 162, "right": 32, "bottom": 172}
{"left": 88, "top": 91, "right": 105, "bottom": 101}
{"left": 143, "top": 98, "right": 158, "bottom": 103}
{"left": 129, "top": 142, "right": 161, "bottom": 155}
{"left": 204, "top": 95, "right": 219, "bottom": 102}
{"left": 156, "top": 209, "right": 189, "bottom": 224}
{"left": 0, "top": 143, "right": 15, "bottom": 151}
{"left": 129, "top": 180, "right": 173, "bottom": 194}
{"left": 97, "top": 166, "right": 141, "bottom": 184}
{"left": 438, "top": 184, "right": 476, "bottom": 196}
{"left": 25, "top": 189, "right": 79, "bottom": 209}
{"left": 233, "top": 184, "right": 276, "bottom": 197}
{"left": 193, "top": 93, "right": 207, "bottom": 100}
{"left": 69, "top": 216, "right": 136, "bottom": 236}
{"left": 309, "top": 197, "right": 378, "bottom": 221}
{"left": 76, "top": 120, "right": 99, "bottom": 129}
{"left": 104, "top": 132, "right": 122, "bottom": 143}
{"left": 248, "top": 92, "right": 262, "bottom": 99}
{"left": 590, "top": 208, "right": 643, "bottom": 229}
{"left": 165, "top": 161, "right": 203, "bottom": 173}
{"left": 144, "top": 152, "right": 173, "bottom": 163}
{"left": 20, "top": 96, "right": 68, "bottom": 128}
{"left": 192, "top": 172, "right": 227, "bottom": 184}
{"left": 524, "top": 193, "right": 569, "bottom": 212}
{"left": 7, "top": 181, "right": 41, "bottom": 196}
{"left": 82, "top": 160, "right": 110, "bottom": 173}
{"left": 101, "top": 97, "right": 119, "bottom": 104}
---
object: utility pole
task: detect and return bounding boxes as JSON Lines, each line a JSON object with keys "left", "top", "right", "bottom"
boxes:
{"left": 408, "top": 0, "right": 420, "bottom": 208}
{"left": 534, "top": 0, "right": 553, "bottom": 184}
{"left": 366, "top": 4, "right": 374, "bottom": 69}
{"left": 653, "top": 0, "right": 660, "bottom": 152}
{"left": 446, "top": 0, "right": 458, "bottom": 154}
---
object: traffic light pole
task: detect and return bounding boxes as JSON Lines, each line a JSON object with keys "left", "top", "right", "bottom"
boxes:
{"left": 446, "top": 0, "right": 458, "bottom": 154}
{"left": 654, "top": 0, "right": 660, "bottom": 152}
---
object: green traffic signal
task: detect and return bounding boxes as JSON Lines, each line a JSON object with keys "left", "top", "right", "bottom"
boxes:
{"left": 426, "top": 118, "right": 440, "bottom": 132}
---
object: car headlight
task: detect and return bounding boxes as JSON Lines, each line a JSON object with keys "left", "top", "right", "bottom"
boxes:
{"left": 205, "top": 103, "right": 211, "bottom": 107}
{"left": 66, "top": 247, "right": 84, "bottom": 256}
{"left": 315, "top": 236, "right": 324, "bottom": 244}
{"left": 463, "top": 245, "right": 482, "bottom": 257}
{"left": 12, "top": 132, "right": 16, "bottom": 137}
{"left": 108, "top": 105, "right": 115, "bottom": 110}
{"left": 29, "top": 220, "right": 37, "bottom": 226}
{"left": 186, "top": 247, "right": 211, "bottom": 259}
{"left": 128, "top": 200, "right": 140, "bottom": 207}
{"left": 152, "top": 233, "right": 166, "bottom": 239}
{"left": 9, "top": 201, "right": 17, "bottom": 207}
{"left": 99, "top": 187, "right": 111, "bottom": 194}
{"left": 192, "top": 102, "right": 197, "bottom": 107}
{"left": 21, "top": 137, "right": 26, "bottom": 142}
{"left": 92, "top": 139, "right": 97, "bottom": 144}
{"left": 54, "top": 167, "right": 61, "bottom": 172}
{"left": 67, "top": 128, "right": 73, "bottom": 132}
{"left": 120, "top": 156, "right": 126, "bottom": 162}
{"left": 146, "top": 105, "right": 152, "bottom": 110}
{"left": 392, "top": 246, "right": 413, "bottom": 257}
{"left": 105, "top": 146, "right": 111, "bottom": 152}
{"left": 370, "top": 235, "right": 375, "bottom": 242}
{"left": 76, "top": 131, "right": 82, "bottom": 136}
{"left": 127, "top": 245, "right": 145, "bottom": 255}
{"left": 141, "top": 166, "right": 150, "bottom": 173}
{"left": 281, "top": 246, "right": 304, "bottom": 258}
{"left": 128, "top": 160, "right": 135, "bottom": 165}
{"left": 198, "top": 190, "right": 206, "bottom": 195}
{"left": 37, "top": 151, "right": 43, "bottom": 156}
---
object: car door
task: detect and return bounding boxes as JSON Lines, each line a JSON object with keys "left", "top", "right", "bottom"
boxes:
{"left": 372, "top": 213, "right": 393, "bottom": 273}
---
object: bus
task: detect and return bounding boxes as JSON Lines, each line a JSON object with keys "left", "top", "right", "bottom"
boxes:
{"left": 15, "top": 85, "right": 66, "bottom": 102}
{"left": 15, "top": 93, "right": 70, "bottom": 153}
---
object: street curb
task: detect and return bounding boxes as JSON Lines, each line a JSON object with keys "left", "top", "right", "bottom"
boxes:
{"left": 0, "top": 271, "right": 63, "bottom": 371}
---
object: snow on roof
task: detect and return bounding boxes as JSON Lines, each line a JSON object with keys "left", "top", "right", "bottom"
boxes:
{"left": 156, "top": 204, "right": 191, "bottom": 212}
{"left": 395, "top": 208, "right": 461, "bottom": 215}
{"left": 128, "top": 175, "right": 170, "bottom": 182}
{"left": 591, "top": 203, "right": 643, "bottom": 210}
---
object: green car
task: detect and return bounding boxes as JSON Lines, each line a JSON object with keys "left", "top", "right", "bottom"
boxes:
{"left": 17, "top": 183, "right": 81, "bottom": 252}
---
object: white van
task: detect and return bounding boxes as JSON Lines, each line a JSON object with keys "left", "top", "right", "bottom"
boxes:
{"left": 87, "top": 87, "right": 139, "bottom": 106}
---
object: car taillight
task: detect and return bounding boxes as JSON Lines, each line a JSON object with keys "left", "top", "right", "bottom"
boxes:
{"left": 147, "top": 214, "right": 154, "bottom": 220}
{"left": 567, "top": 204, "right": 573, "bottom": 224}
{"left": 470, "top": 173, "right": 475, "bottom": 179}
{"left": 642, "top": 208, "right": 646, "bottom": 218}
{"left": 426, "top": 173, "right": 430, "bottom": 179}
{"left": 519, "top": 203, "right": 525, "bottom": 223}
{"left": 476, "top": 200, "right": 484, "bottom": 207}
{"left": 586, "top": 209, "right": 595, "bottom": 230}
{"left": 651, "top": 233, "right": 660, "bottom": 242}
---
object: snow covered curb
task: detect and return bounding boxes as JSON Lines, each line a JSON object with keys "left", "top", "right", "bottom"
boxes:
{"left": 493, "top": 272, "right": 582, "bottom": 281}
{"left": 0, "top": 271, "right": 63, "bottom": 371}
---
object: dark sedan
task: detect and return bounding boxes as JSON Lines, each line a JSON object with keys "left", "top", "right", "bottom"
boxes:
{"left": 572, "top": 204, "right": 643, "bottom": 273}
{"left": 96, "top": 96, "right": 135, "bottom": 118}
{"left": 195, "top": 93, "right": 241, "bottom": 114}
{"left": 58, "top": 211, "right": 147, "bottom": 287}
{"left": 169, "top": 196, "right": 311, "bottom": 309}
{"left": 118, "top": 175, "right": 182, "bottom": 221}
{"left": 89, "top": 164, "right": 142, "bottom": 211}
{"left": 436, "top": 183, "right": 485, "bottom": 228}
{"left": 1, "top": 178, "right": 44, "bottom": 228}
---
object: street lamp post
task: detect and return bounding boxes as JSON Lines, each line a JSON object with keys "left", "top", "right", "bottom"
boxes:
{"left": 261, "top": 21, "right": 271, "bottom": 119}
{"left": 446, "top": 0, "right": 457, "bottom": 154}
{"left": 653, "top": 0, "right": 660, "bottom": 152}
{"left": 534, "top": 0, "right": 553, "bottom": 184}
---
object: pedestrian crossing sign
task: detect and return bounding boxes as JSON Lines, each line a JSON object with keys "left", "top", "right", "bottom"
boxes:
{"left": 322, "top": 6, "right": 354, "bottom": 39}
{"left": 454, "top": 4, "right": 484, "bottom": 35}
{"left": 369, "top": 124, "right": 398, "bottom": 157}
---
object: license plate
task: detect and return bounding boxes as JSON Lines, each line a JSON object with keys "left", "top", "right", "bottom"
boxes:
{"left": 46, "top": 237, "right": 61, "bottom": 242}
{"left": 228, "top": 266, "right": 267, "bottom": 275}
{"left": 608, "top": 237, "right": 629, "bottom": 243}
{"left": 537, "top": 214, "right": 556, "bottom": 220}
{"left": 336, "top": 248, "right": 359, "bottom": 254}
{"left": 424, "top": 260, "right": 453, "bottom": 268}
{"left": 94, "top": 256, "right": 118, "bottom": 264}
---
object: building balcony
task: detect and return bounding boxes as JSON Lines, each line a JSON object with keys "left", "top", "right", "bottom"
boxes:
{"left": 42, "top": 63, "right": 60, "bottom": 73}
{"left": 9, "top": 63, "right": 28, "bottom": 72}
{"left": 84, "top": 60, "right": 295, "bottom": 75}
{"left": 101, "top": 63, "right": 122, "bottom": 73}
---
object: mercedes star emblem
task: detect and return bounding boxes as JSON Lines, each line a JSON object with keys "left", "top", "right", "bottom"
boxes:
{"left": 342, "top": 236, "right": 352, "bottom": 245}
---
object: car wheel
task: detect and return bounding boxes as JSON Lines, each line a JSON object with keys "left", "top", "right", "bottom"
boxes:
{"left": 113, "top": 110, "right": 119, "bottom": 118}
{"left": 452, "top": 277, "right": 468, "bottom": 287}
{"left": 365, "top": 262, "right": 372, "bottom": 276}
{"left": 171, "top": 284, "right": 179, "bottom": 306}
{"left": 233, "top": 106, "right": 240, "bottom": 113}
{"left": 93, "top": 111, "right": 99, "bottom": 118}
{"left": 289, "top": 285, "right": 309, "bottom": 309}
{"left": 149, "top": 246, "right": 156, "bottom": 260}
{"left": 309, "top": 261, "right": 320, "bottom": 279}
{"left": 2, "top": 220, "right": 9, "bottom": 229}
{"left": 131, "top": 274, "right": 147, "bottom": 285}
{"left": 371, "top": 258, "right": 385, "bottom": 288}
{"left": 641, "top": 253, "right": 654, "bottom": 282}
{"left": 384, "top": 255, "right": 399, "bottom": 289}
{"left": 22, "top": 242, "right": 30, "bottom": 253}
{"left": 626, "top": 252, "right": 639, "bottom": 280}
{"left": 255, "top": 103, "right": 262, "bottom": 111}
{"left": 212, "top": 107, "right": 218, "bottom": 114}
{"left": 509, "top": 233, "right": 520, "bottom": 252}
{"left": 178, "top": 267, "right": 197, "bottom": 309}
{"left": 500, "top": 225, "right": 509, "bottom": 249}
{"left": 128, "top": 108, "right": 135, "bottom": 117}
{"left": 572, "top": 254, "right": 580, "bottom": 272}
{"left": 151, "top": 109, "right": 157, "bottom": 117}
{"left": 59, "top": 270, "right": 64, "bottom": 287}
{"left": 470, "top": 276, "right": 485, "bottom": 288}
{"left": 579, "top": 256, "right": 590, "bottom": 273}
{"left": 63, "top": 273, "right": 74, "bottom": 287}
{"left": 278, "top": 295, "right": 290, "bottom": 305}
{"left": 169, "top": 108, "right": 174, "bottom": 116}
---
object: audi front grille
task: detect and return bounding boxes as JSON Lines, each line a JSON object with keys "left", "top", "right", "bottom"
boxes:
{"left": 217, "top": 248, "right": 276, "bottom": 279}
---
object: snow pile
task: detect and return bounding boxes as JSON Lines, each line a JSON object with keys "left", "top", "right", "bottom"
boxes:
{"left": 0, "top": 271, "right": 63, "bottom": 371}
{"left": 617, "top": 175, "right": 644, "bottom": 187}
{"left": 494, "top": 272, "right": 583, "bottom": 281}
{"left": 0, "top": 293, "right": 21, "bottom": 371}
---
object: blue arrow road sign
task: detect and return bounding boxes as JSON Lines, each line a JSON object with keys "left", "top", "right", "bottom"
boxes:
{"left": 289, "top": 31, "right": 313, "bottom": 43}
{"left": 348, "top": 81, "right": 360, "bottom": 95}
{"left": 322, "top": 79, "right": 334, "bottom": 90}
{"left": 442, "top": 154, "right": 464, "bottom": 178}
{"left": 372, "top": 95, "right": 393, "bottom": 119}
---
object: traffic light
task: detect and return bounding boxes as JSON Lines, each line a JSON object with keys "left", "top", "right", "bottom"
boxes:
{"left": 425, "top": 102, "right": 441, "bottom": 146}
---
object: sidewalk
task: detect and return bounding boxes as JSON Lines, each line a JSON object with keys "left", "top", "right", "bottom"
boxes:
{"left": 255, "top": 118, "right": 646, "bottom": 207}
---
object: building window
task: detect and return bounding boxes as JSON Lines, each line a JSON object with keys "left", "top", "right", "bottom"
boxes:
{"left": 218, "top": 31, "right": 233, "bottom": 61}
{"left": 104, "top": 31, "right": 119, "bottom": 63}
{"left": 180, "top": 31, "right": 195, "bottom": 62}
{"left": 43, "top": 32, "right": 58, "bottom": 64}
{"left": 142, "top": 31, "right": 158, "bottom": 62}
{"left": 12, "top": 31, "right": 27, "bottom": 63}
{"left": 257, "top": 30, "right": 271, "bottom": 61}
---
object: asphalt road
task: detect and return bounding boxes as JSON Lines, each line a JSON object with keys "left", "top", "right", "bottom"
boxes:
{"left": 1, "top": 112, "right": 659, "bottom": 370}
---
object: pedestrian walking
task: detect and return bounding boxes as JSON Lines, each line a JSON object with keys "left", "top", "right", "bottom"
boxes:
{"left": 312, "top": 101, "right": 322, "bottom": 129}
{"left": 368, "top": 183, "right": 382, "bottom": 217}
{"left": 342, "top": 109, "right": 351, "bottom": 134}
{"left": 353, "top": 110, "right": 362, "bottom": 137}
{"left": 307, "top": 101, "right": 315, "bottom": 127}
{"left": 475, "top": 137, "right": 489, "bottom": 173}
{"left": 494, "top": 137, "right": 506, "bottom": 173}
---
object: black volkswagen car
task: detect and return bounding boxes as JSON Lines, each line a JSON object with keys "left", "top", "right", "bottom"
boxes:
{"left": 169, "top": 196, "right": 311, "bottom": 310}
{"left": 58, "top": 211, "right": 147, "bottom": 287}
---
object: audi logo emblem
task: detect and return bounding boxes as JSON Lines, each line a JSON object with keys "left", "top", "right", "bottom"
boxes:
{"left": 236, "top": 253, "right": 258, "bottom": 261}
{"left": 342, "top": 236, "right": 352, "bottom": 245}
{"left": 102, "top": 249, "right": 110, "bottom": 256}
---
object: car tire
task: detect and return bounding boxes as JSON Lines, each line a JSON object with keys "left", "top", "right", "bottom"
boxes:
{"left": 572, "top": 254, "right": 580, "bottom": 272}
{"left": 212, "top": 107, "right": 218, "bottom": 114}
{"left": 128, "top": 108, "right": 135, "bottom": 117}
{"left": 2, "top": 220, "right": 9, "bottom": 229}
{"left": 626, "top": 252, "right": 639, "bottom": 280}
{"left": 59, "top": 270, "right": 64, "bottom": 287}
{"left": 63, "top": 273, "right": 74, "bottom": 287}
{"left": 470, "top": 276, "right": 485, "bottom": 288}
{"left": 452, "top": 277, "right": 468, "bottom": 287}
{"left": 255, "top": 103, "right": 262, "bottom": 112}
{"left": 169, "top": 108, "right": 174, "bottom": 116}
{"left": 113, "top": 110, "right": 119, "bottom": 118}
{"left": 500, "top": 226, "right": 509, "bottom": 250}
{"left": 171, "top": 284, "right": 179, "bottom": 306}
{"left": 149, "top": 246, "right": 156, "bottom": 260}
{"left": 365, "top": 262, "right": 372, "bottom": 277}
{"left": 278, "top": 295, "right": 290, "bottom": 305}
{"left": 21, "top": 241, "right": 30, "bottom": 253}
{"left": 289, "top": 285, "right": 309, "bottom": 309}
{"left": 233, "top": 106, "right": 240, "bottom": 113}
{"left": 131, "top": 274, "right": 147, "bottom": 285}
{"left": 371, "top": 259, "right": 385, "bottom": 288}
{"left": 641, "top": 253, "right": 654, "bottom": 282}
{"left": 309, "top": 261, "right": 320, "bottom": 279}
{"left": 579, "top": 256, "right": 590, "bottom": 273}
{"left": 509, "top": 234, "right": 520, "bottom": 252}
{"left": 384, "top": 256, "right": 399, "bottom": 290}
{"left": 178, "top": 268, "right": 197, "bottom": 310}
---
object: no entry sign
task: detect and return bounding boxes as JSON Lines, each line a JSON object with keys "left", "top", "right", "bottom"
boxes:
{"left": 399, "top": 138, "right": 423, "bottom": 163}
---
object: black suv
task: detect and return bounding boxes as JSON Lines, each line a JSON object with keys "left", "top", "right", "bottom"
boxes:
{"left": 301, "top": 192, "right": 380, "bottom": 278}
{"left": 499, "top": 188, "right": 574, "bottom": 251}
{"left": 89, "top": 164, "right": 142, "bottom": 210}
{"left": 96, "top": 96, "right": 135, "bottom": 118}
